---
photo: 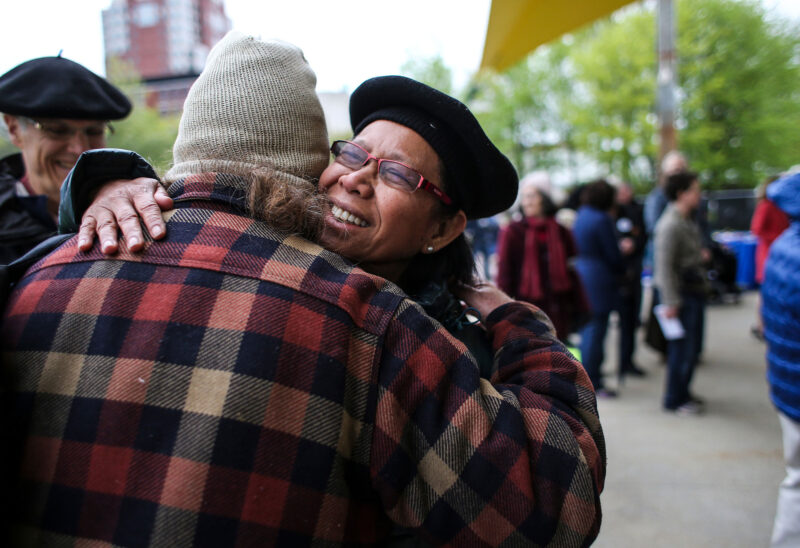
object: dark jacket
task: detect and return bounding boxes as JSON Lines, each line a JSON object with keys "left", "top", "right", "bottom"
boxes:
{"left": 57, "top": 148, "right": 160, "bottom": 231}
{"left": 2, "top": 171, "right": 606, "bottom": 546}
{"left": 573, "top": 205, "right": 624, "bottom": 315}
{"left": 615, "top": 199, "right": 647, "bottom": 294}
{"left": 0, "top": 153, "right": 57, "bottom": 264}
{"left": 762, "top": 172, "right": 800, "bottom": 423}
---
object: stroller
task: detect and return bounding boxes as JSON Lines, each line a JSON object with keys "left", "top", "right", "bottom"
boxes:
{"left": 706, "top": 241, "right": 741, "bottom": 304}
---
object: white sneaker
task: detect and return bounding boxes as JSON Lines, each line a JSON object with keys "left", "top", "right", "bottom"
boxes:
{"left": 674, "top": 400, "right": 704, "bottom": 416}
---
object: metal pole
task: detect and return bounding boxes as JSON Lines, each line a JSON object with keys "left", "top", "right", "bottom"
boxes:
{"left": 657, "top": 0, "right": 677, "bottom": 172}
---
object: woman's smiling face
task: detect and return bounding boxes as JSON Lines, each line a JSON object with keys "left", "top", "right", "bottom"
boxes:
{"left": 520, "top": 185, "right": 544, "bottom": 218}
{"left": 319, "top": 120, "right": 461, "bottom": 282}
{"left": 6, "top": 115, "right": 109, "bottom": 210}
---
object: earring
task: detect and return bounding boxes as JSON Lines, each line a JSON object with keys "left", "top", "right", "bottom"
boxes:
{"left": 426, "top": 245, "right": 435, "bottom": 253}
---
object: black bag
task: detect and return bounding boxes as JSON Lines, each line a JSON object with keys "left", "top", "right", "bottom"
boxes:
{"left": 644, "top": 298, "right": 667, "bottom": 355}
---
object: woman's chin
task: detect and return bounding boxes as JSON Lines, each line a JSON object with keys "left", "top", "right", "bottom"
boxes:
{"left": 320, "top": 223, "right": 359, "bottom": 259}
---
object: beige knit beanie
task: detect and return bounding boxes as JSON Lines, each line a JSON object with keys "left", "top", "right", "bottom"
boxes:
{"left": 165, "top": 31, "right": 329, "bottom": 186}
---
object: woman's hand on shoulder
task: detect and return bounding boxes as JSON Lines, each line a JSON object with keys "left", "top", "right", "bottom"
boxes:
{"left": 452, "top": 280, "right": 514, "bottom": 319}
{"left": 78, "top": 178, "right": 173, "bottom": 254}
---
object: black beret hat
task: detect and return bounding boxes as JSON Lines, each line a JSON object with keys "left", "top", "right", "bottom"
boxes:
{"left": 350, "top": 75, "right": 517, "bottom": 219}
{"left": 0, "top": 56, "right": 131, "bottom": 120}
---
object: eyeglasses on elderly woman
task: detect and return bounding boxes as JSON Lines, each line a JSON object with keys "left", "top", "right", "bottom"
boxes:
{"left": 330, "top": 140, "right": 452, "bottom": 205}
{"left": 22, "top": 117, "right": 114, "bottom": 141}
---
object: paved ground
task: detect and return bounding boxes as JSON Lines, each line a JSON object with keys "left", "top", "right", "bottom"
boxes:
{"left": 592, "top": 289, "right": 784, "bottom": 548}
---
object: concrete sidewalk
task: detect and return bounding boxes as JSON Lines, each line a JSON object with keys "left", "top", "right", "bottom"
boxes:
{"left": 592, "top": 289, "right": 784, "bottom": 547}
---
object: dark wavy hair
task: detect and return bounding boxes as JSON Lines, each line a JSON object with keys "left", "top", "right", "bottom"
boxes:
{"left": 397, "top": 161, "right": 478, "bottom": 297}
{"left": 165, "top": 160, "right": 326, "bottom": 241}
{"left": 581, "top": 178, "right": 616, "bottom": 211}
{"left": 664, "top": 170, "right": 699, "bottom": 201}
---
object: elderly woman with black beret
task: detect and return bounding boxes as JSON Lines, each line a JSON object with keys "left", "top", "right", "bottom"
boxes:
{"left": 0, "top": 55, "right": 131, "bottom": 264}
{"left": 52, "top": 67, "right": 606, "bottom": 545}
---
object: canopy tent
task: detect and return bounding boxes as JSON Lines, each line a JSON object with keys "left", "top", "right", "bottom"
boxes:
{"left": 480, "top": 0, "right": 638, "bottom": 72}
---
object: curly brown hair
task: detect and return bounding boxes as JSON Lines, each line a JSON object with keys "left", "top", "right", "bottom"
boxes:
{"left": 165, "top": 162, "right": 328, "bottom": 242}
{"left": 246, "top": 166, "right": 327, "bottom": 241}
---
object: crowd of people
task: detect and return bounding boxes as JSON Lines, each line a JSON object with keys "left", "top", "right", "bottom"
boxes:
{"left": 0, "top": 29, "right": 796, "bottom": 548}
{"left": 481, "top": 156, "right": 703, "bottom": 407}
{"left": 481, "top": 159, "right": 800, "bottom": 547}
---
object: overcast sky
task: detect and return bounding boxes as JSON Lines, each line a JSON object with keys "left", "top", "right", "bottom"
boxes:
{"left": 2, "top": 0, "right": 798, "bottom": 93}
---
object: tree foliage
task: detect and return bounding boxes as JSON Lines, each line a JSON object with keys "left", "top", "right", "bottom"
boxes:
{"left": 401, "top": 55, "right": 454, "bottom": 96}
{"left": 465, "top": 0, "right": 800, "bottom": 190}
{"left": 676, "top": 0, "right": 800, "bottom": 187}
{"left": 0, "top": 133, "right": 16, "bottom": 159}
{"left": 470, "top": 43, "right": 578, "bottom": 177}
{"left": 567, "top": 9, "right": 658, "bottom": 185}
{"left": 105, "top": 58, "right": 180, "bottom": 174}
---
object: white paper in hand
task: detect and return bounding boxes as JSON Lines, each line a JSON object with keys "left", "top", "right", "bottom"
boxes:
{"left": 654, "top": 304, "right": 686, "bottom": 340}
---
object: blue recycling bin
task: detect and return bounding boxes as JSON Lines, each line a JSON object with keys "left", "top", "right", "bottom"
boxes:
{"left": 714, "top": 232, "right": 757, "bottom": 289}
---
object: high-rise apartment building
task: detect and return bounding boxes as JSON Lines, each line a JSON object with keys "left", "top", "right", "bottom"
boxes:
{"left": 102, "top": 0, "right": 231, "bottom": 113}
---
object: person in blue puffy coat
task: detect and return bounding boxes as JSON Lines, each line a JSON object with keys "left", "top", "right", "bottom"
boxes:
{"left": 761, "top": 170, "right": 800, "bottom": 548}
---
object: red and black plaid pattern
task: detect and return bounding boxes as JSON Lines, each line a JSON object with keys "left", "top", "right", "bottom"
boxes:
{"left": 374, "top": 301, "right": 605, "bottom": 546}
{"left": 2, "top": 174, "right": 605, "bottom": 546}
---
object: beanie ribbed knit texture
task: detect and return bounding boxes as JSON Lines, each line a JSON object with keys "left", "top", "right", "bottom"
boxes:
{"left": 165, "top": 31, "right": 329, "bottom": 187}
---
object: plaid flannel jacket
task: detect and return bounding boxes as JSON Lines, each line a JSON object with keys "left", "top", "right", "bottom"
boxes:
{"left": 1, "top": 174, "right": 605, "bottom": 547}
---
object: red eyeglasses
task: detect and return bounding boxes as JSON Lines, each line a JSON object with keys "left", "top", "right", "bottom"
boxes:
{"left": 330, "top": 140, "right": 452, "bottom": 205}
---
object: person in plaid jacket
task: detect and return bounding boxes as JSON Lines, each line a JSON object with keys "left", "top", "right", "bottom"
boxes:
{"left": 2, "top": 32, "right": 605, "bottom": 547}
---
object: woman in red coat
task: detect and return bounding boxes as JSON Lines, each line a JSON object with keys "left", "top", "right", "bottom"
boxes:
{"left": 752, "top": 178, "right": 790, "bottom": 284}
{"left": 751, "top": 176, "right": 790, "bottom": 339}
{"left": 496, "top": 181, "right": 589, "bottom": 341}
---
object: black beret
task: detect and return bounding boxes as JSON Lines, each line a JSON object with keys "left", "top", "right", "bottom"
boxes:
{"left": 0, "top": 56, "right": 131, "bottom": 120}
{"left": 350, "top": 75, "right": 517, "bottom": 219}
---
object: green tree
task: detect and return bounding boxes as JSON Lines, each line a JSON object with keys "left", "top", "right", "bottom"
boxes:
{"left": 470, "top": 0, "right": 800, "bottom": 190}
{"left": 677, "top": 0, "right": 800, "bottom": 187}
{"left": 400, "top": 55, "right": 454, "bottom": 96}
{"left": 105, "top": 57, "right": 180, "bottom": 174}
{"left": 107, "top": 109, "right": 180, "bottom": 175}
{"left": 567, "top": 9, "right": 658, "bottom": 187}
{"left": 469, "top": 42, "right": 578, "bottom": 178}
{"left": 401, "top": 54, "right": 575, "bottom": 176}
{"left": 0, "top": 133, "right": 16, "bottom": 159}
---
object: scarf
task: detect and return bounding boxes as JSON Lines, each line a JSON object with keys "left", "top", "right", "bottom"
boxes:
{"left": 518, "top": 217, "right": 572, "bottom": 301}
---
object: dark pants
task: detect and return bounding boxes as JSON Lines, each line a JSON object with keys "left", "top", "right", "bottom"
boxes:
{"left": 580, "top": 311, "right": 610, "bottom": 390}
{"left": 664, "top": 293, "right": 705, "bottom": 409}
{"left": 618, "top": 282, "right": 642, "bottom": 373}
{"left": 645, "top": 287, "right": 666, "bottom": 358}
{"left": 694, "top": 299, "right": 706, "bottom": 361}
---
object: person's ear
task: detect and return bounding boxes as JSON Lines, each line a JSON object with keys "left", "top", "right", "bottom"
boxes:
{"left": 4, "top": 115, "right": 24, "bottom": 148}
{"left": 423, "top": 209, "right": 467, "bottom": 254}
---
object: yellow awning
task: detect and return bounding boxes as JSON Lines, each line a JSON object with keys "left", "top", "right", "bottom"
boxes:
{"left": 480, "top": 0, "right": 638, "bottom": 72}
